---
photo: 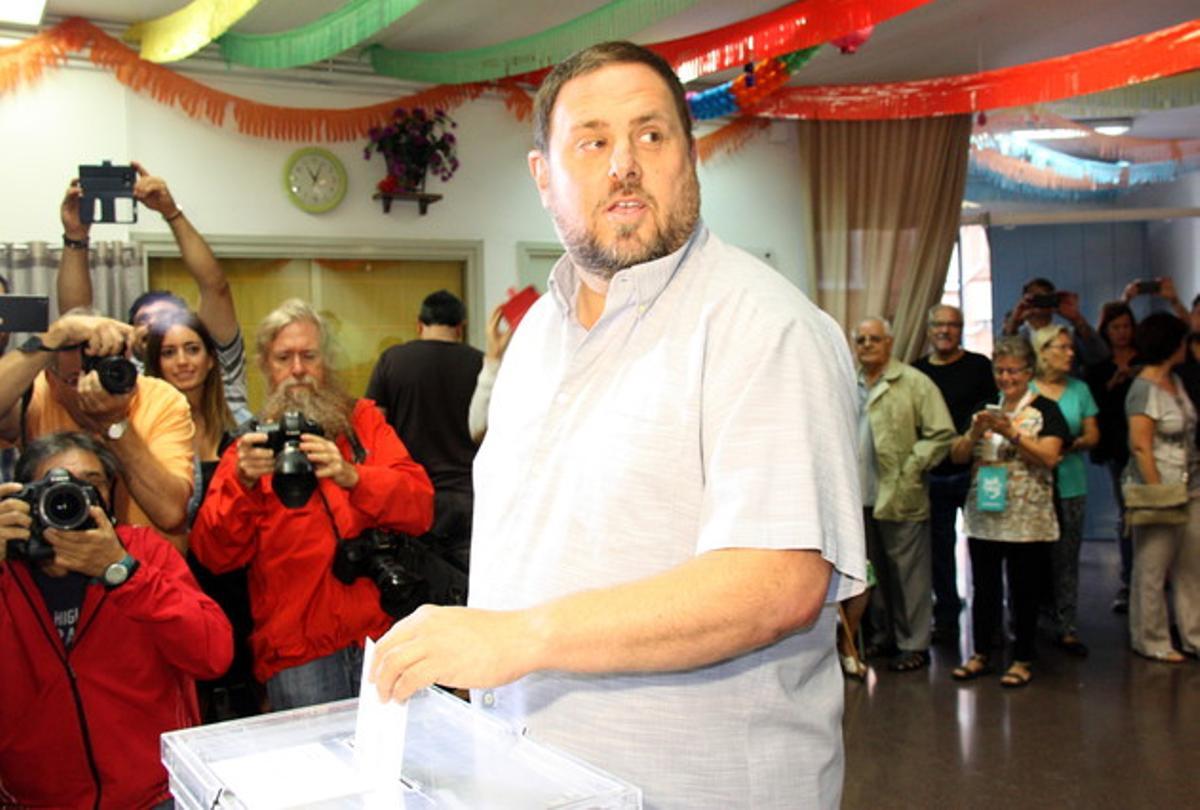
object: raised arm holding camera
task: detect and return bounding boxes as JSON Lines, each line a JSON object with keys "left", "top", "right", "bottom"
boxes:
{"left": 0, "top": 310, "right": 195, "bottom": 543}
{"left": 58, "top": 162, "right": 250, "bottom": 415}
{"left": 191, "top": 299, "right": 434, "bottom": 711}
{"left": 0, "top": 431, "right": 232, "bottom": 809}
{"left": 1002, "top": 277, "right": 1109, "bottom": 368}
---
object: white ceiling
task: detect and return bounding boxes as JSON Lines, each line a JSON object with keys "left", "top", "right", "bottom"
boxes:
{"left": 36, "top": 0, "right": 1200, "bottom": 138}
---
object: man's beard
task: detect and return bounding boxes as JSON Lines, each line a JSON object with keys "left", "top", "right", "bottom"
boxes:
{"left": 261, "top": 375, "right": 355, "bottom": 438}
{"left": 552, "top": 171, "right": 700, "bottom": 281}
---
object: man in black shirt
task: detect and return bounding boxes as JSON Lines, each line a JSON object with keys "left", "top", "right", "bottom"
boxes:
{"left": 913, "top": 304, "right": 998, "bottom": 644}
{"left": 366, "top": 290, "right": 483, "bottom": 570}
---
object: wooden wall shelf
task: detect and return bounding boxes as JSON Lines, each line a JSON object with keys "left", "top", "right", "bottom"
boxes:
{"left": 373, "top": 191, "right": 443, "bottom": 215}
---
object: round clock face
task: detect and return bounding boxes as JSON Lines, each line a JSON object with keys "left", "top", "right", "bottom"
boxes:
{"left": 284, "top": 147, "right": 347, "bottom": 213}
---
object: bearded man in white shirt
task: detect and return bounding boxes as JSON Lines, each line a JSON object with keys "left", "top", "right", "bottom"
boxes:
{"left": 372, "top": 41, "right": 866, "bottom": 810}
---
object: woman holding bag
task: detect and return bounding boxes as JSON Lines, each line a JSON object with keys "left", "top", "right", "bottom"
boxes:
{"left": 1123, "top": 312, "right": 1200, "bottom": 663}
{"left": 948, "top": 336, "right": 1069, "bottom": 688}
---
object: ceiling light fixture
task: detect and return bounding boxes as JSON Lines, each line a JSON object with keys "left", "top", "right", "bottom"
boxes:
{"left": 0, "top": 0, "right": 47, "bottom": 26}
{"left": 1008, "top": 128, "right": 1088, "bottom": 141}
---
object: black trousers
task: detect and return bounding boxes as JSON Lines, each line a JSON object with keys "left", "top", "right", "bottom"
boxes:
{"left": 967, "top": 538, "right": 1049, "bottom": 662}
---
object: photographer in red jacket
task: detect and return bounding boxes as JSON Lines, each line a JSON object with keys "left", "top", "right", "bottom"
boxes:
{"left": 0, "top": 431, "right": 232, "bottom": 809}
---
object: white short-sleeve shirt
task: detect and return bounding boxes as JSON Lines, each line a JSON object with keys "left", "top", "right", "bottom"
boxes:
{"left": 470, "top": 226, "right": 866, "bottom": 809}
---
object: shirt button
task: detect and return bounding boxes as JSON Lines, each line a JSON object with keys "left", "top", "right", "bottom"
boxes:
{"left": 481, "top": 691, "right": 496, "bottom": 707}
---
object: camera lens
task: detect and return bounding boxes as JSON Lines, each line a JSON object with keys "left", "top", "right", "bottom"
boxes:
{"left": 96, "top": 356, "right": 138, "bottom": 395}
{"left": 273, "top": 441, "right": 318, "bottom": 508}
{"left": 40, "top": 482, "right": 92, "bottom": 530}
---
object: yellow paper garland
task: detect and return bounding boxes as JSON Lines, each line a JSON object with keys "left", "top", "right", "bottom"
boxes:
{"left": 124, "top": 0, "right": 261, "bottom": 63}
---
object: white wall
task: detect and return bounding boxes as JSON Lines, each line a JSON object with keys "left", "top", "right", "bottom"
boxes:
{"left": 1125, "top": 171, "right": 1200, "bottom": 303}
{"left": 0, "top": 64, "right": 812, "bottom": 338}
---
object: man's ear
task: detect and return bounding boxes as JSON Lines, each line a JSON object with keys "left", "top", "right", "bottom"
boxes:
{"left": 528, "top": 149, "right": 551, "bottom": 208}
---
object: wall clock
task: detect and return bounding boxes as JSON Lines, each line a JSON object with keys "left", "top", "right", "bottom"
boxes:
{"left": 284, "top": 147, "right": 347, "bottom": 214}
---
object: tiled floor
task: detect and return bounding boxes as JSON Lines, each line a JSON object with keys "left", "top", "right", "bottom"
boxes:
{"left": 842, "top": 538, "right": 1200, "bottom": 809}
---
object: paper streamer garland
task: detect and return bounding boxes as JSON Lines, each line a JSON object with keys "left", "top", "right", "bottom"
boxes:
{"left": 124, "top": 0, "right": 260, "bottom": 63}
{"left": 217, "top": 0, "right": 429, "bottom": 70}
{"left": 687, "top": 48, "right": 819, "bottom": 121}
{"left": 367, "top": 0, "right": 702, "bottom": 84}
{"left": 755, "top": 20, "right": 1200, "bottom": 120}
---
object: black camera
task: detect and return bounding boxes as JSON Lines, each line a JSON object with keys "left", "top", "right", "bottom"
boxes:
{"left": 78, "top": 161, "right": 137, "bottom": 224}
{"left": 1028, "top": 292, "right": 1060, "bottom": 309}
{"left": 332, "top": 531, "right": 467, "bottom": 619}
{"left": 5, "top": 468, "right": 101, "bottom": 564}
{"left": 252, "top": 411, "right": 324, "bottom": 508}
{"left": 82, "top": 352, "right": 138, "bottom": 395}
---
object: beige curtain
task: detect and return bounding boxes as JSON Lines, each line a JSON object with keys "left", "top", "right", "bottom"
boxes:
{"left": 0, "top": 241, "right": 144, "bottom": 323}
{"left": 798, "top": 115, "right": 971, "bottom": 361}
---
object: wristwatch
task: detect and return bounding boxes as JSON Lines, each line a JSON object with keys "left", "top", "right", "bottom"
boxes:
{"left": 102, "top": 553, "right": 139, "bottom": 589}
{"left": 106, "top": 419, "right": 130, "bottom": 441}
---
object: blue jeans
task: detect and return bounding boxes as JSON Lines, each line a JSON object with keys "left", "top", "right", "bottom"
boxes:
{"left": 266, "top": 644, "right": 364, "bottom": 711}
{"left": 928, "top": 471, "right": 970, "bottom": 629}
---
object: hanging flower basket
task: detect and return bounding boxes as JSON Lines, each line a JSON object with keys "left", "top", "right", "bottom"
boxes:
{"left": 364, "top": 107, "right": 459, "bottom": 194}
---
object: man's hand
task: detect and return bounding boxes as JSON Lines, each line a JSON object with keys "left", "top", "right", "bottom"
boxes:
{"left": 301, "top": 433, "right": 358, "bottom": 489}
{"left": 236, "top": 432, "right": 275, "bottom": 490}
{"left": 484, "top": 304, "right": 513, "bottom": 363}
{"left": 131, "top": 161, "right": 181, "bottom": 219}
{"left": 371, "top": 605, "right": 537, "bottom": 703}
{"left": 43, "top": 506, "right": 125, "bottom": 577}
{"left": 0, "top": 483, "right": 32, "bottom": 562}
{"left": 60, "top": 178, "right": 90, "bottom": 241}
{"left": 44, "top": 314, "right": 133, "bottom": 358}
{"left": 74, "top": 372, "right": 133, "bottom": 433}
{"left": 1056, "top": 291, "right": 1084, "bottom": 325}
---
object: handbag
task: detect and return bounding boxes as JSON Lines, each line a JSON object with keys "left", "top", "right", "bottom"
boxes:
{"left": 1122, "top": 481, "right": 1190, "bottom": 527}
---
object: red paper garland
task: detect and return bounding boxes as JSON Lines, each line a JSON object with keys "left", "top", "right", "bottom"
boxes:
{"left": 755, "top": 20, "right": 1200, "bottom": 120}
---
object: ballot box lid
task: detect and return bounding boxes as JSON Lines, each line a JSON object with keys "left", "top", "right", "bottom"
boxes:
{"left": 162, "top": 686, "right": 642, "bottom": 809}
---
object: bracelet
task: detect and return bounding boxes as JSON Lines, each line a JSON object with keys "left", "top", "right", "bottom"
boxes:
{"left": 62, "top": 234, "right": 89, "bottom": 250}
{"left": 163, "top": 209, "right": 184, "bottom": 223}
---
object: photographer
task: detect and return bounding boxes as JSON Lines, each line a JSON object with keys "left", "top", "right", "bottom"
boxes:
{"left": 0, "top": 431, "right": 232, "bottom": 809}
{"left": 1002, "top": 277, "right": 1109, "bottom": 368}
{"left": 0, "top": 310, "right": 195, "bottom": 543}
{"left": 191, "top": 299, "right": 433, "bottom": 710}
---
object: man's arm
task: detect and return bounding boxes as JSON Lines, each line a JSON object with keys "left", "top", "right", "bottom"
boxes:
{"left": 56, "top": 179, "right": 93, "bottom": 314}
{"left": 372, "top": 547, "right": 831, "bottom": 702}
{"left": 905, "top": 377, "right": 956, "bottom": 474}
{"left": 0, "top": 315, "right": 132, "bottom": 442}
{"left": 132, "top": 163, "right": 239, "bottom": 345}
{"left": 73, "top": 375, "right": 194, "bottom": 538}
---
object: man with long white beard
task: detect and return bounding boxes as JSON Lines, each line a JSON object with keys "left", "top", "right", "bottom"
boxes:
{"left": 191, "top": 298, "right": 434, "bottom": 710}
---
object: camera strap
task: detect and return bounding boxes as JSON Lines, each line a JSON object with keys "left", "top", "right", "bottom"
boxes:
{"left": 316, "top": 426, "right": 368, "bottom": 544}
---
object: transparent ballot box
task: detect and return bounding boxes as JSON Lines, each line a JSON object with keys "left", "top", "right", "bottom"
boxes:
{"left": 162, "top": 686, "right": 641, "bottom": 809}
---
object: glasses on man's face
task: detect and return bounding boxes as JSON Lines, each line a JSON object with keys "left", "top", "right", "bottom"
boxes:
{"left": 929, "top": 321, "right": 963, "bottom": 330}
{"left": 854, "top": 335, "right": 887, "bottom": 346}
{"left": 994, "top": 365, "right": 1030, "bottom": 377}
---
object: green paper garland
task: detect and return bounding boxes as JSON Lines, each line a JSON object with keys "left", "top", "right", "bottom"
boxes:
{"left": 217, "top": 0, "right": 427, "bottom": 70}
{"left": 368, "top": 0, "right": 701, "bottom": 84}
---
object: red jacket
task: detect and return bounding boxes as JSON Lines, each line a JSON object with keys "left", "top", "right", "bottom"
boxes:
{"left": 0, "top": 526, "right": 233, "bottom": 809}
{"left": 191, "top": 400, "right": 434, "bottom": 683}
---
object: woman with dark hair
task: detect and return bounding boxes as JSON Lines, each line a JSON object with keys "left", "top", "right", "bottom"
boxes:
{"left": 1123, "top": 312, "right": 1200, "bottom": 663}
{"left": 949, "top": 336, "right": 1069, "bottom": 688}
{"left": 145, "top": 309, "right": 257, "bottom": 719}
{"left": 1085, "top": 301, "right": 1139, "bottom": 613}
{"left": 145, "top": 310, "right": 252, "bottom": 524}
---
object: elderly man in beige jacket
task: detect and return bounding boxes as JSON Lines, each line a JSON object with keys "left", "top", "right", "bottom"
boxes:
{"left": 854, "top": 316, "right": 955, "bottom": 672}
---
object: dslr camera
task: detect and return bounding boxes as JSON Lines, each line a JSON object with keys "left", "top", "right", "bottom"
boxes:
{"left": 332, "top": 530, "right": 468, "bottom": 619}
{"left": 5, "top": 468, "right": 102, "bottom": 564}
{"left": 251, "top": 411, "right": 324, "bottom": 508}
{"left": 82, "top": 350, "right": 138, "bottom": 395}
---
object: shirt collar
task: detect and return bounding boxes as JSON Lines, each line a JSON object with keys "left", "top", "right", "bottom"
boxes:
{"left": 547, "top": 222, "right": 708, "bottom": 320}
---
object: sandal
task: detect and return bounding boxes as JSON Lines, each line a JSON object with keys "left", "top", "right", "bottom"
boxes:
{"left": 1055, "top": 634, "right": 1090, "bottom": 658}
{"left": 952, "top": 654, "right": 991, "bottom": 681}
{"left": 888, "top": 650, "right": 929, "bottom": 673}
{"left": 1138, "top": 649, "right": 1186, "bottom": 664}
{"left": 841, "top": 654, "right": 868, "bottom": 681}
{"left": 1000, "top": 661, "right": 1033, "bottom": 688}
